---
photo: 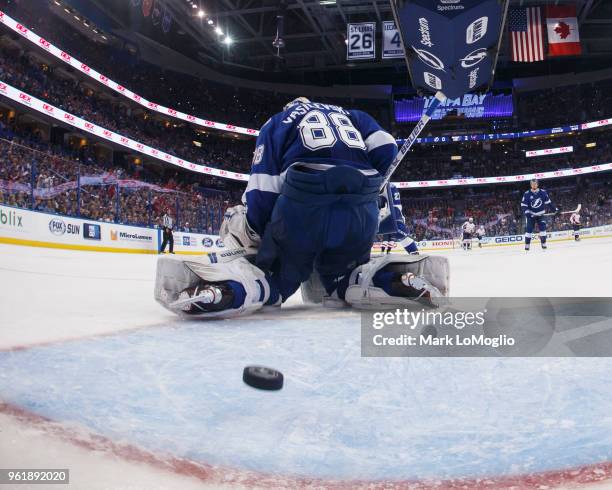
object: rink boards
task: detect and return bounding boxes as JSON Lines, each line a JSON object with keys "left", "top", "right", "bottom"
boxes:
{"left": 0, "top": 204, "right": 222, "bottom": 255}
{"left": 2, "top": 204, "right": 612, "bottom": 255}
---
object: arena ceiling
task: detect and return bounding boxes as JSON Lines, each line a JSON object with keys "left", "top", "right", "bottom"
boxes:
{"left": 85, "top": 0, "right": 612, "bottom": 85}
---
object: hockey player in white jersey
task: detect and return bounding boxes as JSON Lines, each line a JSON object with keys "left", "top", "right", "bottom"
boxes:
{"left": 476, "top": 224, "right": 485, "bottom": 248}
{"left": 154, "top": 98, "right": 449, "bottom": 318}
{"left": 570, "top": 212, "right": 581, "bottom": 241}
{"left": 461, "top": 217, "right": 476, "bottom": 250}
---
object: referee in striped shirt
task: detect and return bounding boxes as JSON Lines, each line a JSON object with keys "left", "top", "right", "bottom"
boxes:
{"left": 160, "top": 212, "right": 175, "bottom": 254}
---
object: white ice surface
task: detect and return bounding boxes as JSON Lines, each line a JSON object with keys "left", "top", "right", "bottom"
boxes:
{"left": 0, "top": 239, "right": 612, "bottom": 489}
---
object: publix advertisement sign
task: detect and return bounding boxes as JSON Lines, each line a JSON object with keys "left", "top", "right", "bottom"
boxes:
{"left": 0, "top": 205, "right": 224, "bottom": 254}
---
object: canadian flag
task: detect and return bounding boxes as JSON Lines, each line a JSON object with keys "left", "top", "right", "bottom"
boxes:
{"left": 546, "top": 5, "right": 582, "bottom": 56}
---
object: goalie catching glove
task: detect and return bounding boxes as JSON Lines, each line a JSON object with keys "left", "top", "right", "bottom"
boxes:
{"left": 219, "top": 205, "right": 261, "bottom": 255}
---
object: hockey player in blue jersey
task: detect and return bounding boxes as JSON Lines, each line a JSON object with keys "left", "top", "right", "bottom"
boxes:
{"left": 154, "top": 98, "right": 449, "bottom": 318}
{"left": 378, "top": 183, "right": 419, "bottom": 255}
{"left": 521, "top": 179, "right": 559, "bottom": 251}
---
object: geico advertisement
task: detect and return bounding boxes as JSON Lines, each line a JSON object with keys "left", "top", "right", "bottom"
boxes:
{"left": 494, "top": 235, "right": 524, "bottom": 244}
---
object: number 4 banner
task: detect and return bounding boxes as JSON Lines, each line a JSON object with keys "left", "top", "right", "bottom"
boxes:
{"left": 382, "top": 21, "right": 405, "bottom": 59}
{"left": 347, "top": 23, "right": 376, "bottom": 60}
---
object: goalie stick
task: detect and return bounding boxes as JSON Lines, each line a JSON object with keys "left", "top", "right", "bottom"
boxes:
{"left": 380, "top": 91, "right": 446, "bottom": 190}
{"left": 544, "top": 203, "right": 582, "bottom": 216}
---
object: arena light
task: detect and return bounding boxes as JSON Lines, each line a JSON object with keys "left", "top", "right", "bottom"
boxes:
{"left": 223, "top": 35, "right": 232, "bottom": 45}
{"left": 197, "top": 10, "right": 205, "bottom": 18}
{"left": 586, "top": 142, "right": 597, "bottom": 148}
{"left": 215, "top": 27, "right": 223, "bottom": 35}
{"left": 208, "top": 19, "right": 214, "bottom": 25}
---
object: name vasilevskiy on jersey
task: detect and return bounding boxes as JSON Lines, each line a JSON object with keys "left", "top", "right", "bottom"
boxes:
{"left": 283, "top": 103, "right": 350, "bottom": 123}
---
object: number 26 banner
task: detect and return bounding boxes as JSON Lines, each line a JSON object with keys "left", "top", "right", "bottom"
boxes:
{"left": 382, "top": 21, "right": 405, "bottom": 59}
{"left": 347, "top": 23, "right": 376, "bottom": 60}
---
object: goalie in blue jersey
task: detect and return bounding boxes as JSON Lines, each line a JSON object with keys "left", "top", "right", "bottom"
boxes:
{"left": 521, "top": 179, "right": 559, "bottom": 251}
{"left": 155, "top": 98, "right": 449, "bottom": 318}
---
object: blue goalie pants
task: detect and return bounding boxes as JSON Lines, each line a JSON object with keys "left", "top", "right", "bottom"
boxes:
{"left": 256, "top": 164, "right": 382, "bottom": 302}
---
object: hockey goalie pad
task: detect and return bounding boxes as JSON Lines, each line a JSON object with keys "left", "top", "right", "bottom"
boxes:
{"left": 219, "top": 205, "right": 261, "bottom": 255}
{"left": 154, "top": 251, "right": 269, "bottom": 319}
{"left": 344, "top": 254, "right": 450, "bottom": 310}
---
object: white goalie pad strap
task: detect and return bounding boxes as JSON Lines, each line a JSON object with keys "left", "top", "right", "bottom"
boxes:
{"left": 219, "top": 205, "right": 261, "bottom": 254}
{"left": 301, "top": 271, "right": 327, "bottom": 304}
{"left": 154, "top": 254, "right": 269, "bottom": 319}
{"left": 344, "top": 254, "right": 450, "bottom": 309}
{"left": 421, "top": 255, "right": 451, "bottom": 296}
{"left": 301, "top": 272, "right": 349, "bottom": 308}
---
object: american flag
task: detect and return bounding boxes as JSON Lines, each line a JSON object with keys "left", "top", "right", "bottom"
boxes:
{"left": 509, "top": 7, "right": 544, "bottom": 62}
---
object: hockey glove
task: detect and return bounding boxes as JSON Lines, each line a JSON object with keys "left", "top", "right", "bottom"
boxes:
{"left": 220, "top": 205, "right": 261, "bottom": 255}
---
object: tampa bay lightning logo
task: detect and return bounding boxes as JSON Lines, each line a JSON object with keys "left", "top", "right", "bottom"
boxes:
{"left": 532, "top": 198, "right": 543, "bottom": 208}
{"left": 411, "top": 47, "right": 445, "bottom": 71}
{"left": 460, "top": 48, "right": 487, "bottom": 68}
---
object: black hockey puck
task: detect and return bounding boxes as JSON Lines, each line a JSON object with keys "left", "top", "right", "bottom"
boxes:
{"left": 243, "top": 365, "right": 284, "bottom": 391}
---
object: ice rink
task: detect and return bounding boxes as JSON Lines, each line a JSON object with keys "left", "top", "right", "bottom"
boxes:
{"left": 1, "top": 238, "right": 612, "bottom": 489}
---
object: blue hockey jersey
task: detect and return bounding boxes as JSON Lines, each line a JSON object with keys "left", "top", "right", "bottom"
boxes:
{"left": 520, "top": 189, "right": 555, "bottom": 216}
{"left": 244, "top": 100, "right": 398, "bottom": 235}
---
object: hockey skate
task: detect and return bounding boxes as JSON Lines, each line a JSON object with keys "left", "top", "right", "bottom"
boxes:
{"left": 170, "top": 281, "right": 236, "bottom": 315}
{"left": 395, "top": 272, "right": 439, "bottom": 308}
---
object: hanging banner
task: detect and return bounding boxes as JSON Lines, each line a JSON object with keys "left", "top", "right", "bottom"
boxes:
{"left": 347, "top": 23, "right": 376, "bottom": 60}
{"left": 546, "top": 5, "right": 582, "bottom": 57}
{"left": 391, "top": 0, "right": 505, "bottom": 99}
{"left": 382, "top": 21, "right": 405, "bottom": 59}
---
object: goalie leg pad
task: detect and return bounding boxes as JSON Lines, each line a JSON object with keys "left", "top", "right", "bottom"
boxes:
{"left": 344, "top": 254, "right": 450, "bottom": 310}
{"left": 154, "top": 254, "right": 270, "bottom": 319}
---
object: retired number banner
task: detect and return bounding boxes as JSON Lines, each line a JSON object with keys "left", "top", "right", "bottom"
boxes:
{"left": 382, "top": 21, "right": 405, "bottom": 59}
{"left": 347, "top": 23, "right": 376, "bottom": 60}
